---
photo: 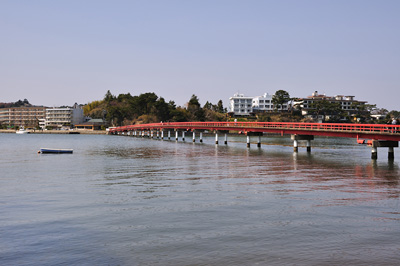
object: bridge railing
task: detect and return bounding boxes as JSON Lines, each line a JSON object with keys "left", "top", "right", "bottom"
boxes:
{"left": 111, "top": 122, "right": 400, "bottom": 134}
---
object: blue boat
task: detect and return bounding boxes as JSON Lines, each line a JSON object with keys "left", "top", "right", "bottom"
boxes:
{"left": 39, "top": 148, "right": 73, "bottom": 154}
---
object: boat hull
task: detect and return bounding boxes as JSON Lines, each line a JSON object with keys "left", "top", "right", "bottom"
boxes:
{"left": 40, "top": 148, "right": 73, "bottom": 154}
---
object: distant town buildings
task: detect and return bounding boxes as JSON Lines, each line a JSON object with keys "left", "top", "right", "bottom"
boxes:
{"left": 293, "top": 91, "right": 368, "bottom": 120}
{"left": 0, "top": 103, "right": 85, "bottom": 129}
{"left": 229, "top": 91, "right": 369, "bottom": 120}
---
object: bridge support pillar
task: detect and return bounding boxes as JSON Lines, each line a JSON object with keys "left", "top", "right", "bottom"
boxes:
{"left": 215, "top": 132, "right": 219, "bottom": 145}
{"left": 293, "top": 140, "right": 298, "bottom": 152}
{"left": 156, "top": 131, "right": 160, "bottom": 139}
{"left": 168, "top": 130, "right": 171, "bottom": 140}
{"left": 193, "top": 131, "right": 196, "bottom": 142}
{"left": 370, "top": 140, "right": 398, "bottom": 160}
{"left": 200, "top": 132, "right": 203, "bottom": 143}
{"left": 291, "top": 135, "right": 314, "bottom": 152}
{"left": 389, "top": 147, "right": 394, "bottom": 160}
{"left": 175, "top": 131, "right": 179, "bottom": 141}
{"left": 371, "top": 147, "right": 378, "bottom": 160}
{"left": 161, "top": 131, "right": 164, "bottom": 140}
{"left": 182, "top": 131, "right": 185, "bottom": 141}
{"left": 246, "top": 132, "right": 262, "bottom": 148}
{"left": 224, "top": 134, "right": 228, "bottom": 145}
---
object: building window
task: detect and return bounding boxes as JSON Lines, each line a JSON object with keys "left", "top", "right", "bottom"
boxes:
{"left": 259, "top": 100, "right": 264, "bottom": 103}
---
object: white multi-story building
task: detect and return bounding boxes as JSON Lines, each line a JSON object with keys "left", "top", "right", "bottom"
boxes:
{"left": 229, "top": 93, "right": 254, "bottom": 116}
{"left": 45, "top": 103, "right": 84, "bottom": 128}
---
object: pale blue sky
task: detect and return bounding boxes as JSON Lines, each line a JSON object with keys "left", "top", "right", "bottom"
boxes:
{"left": 1, "top": 0, "right": 399, "bottom": 110}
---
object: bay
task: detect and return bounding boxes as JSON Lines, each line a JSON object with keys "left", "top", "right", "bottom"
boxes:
{"left": 1, "top": 133, "right": 399, "bottom": 265}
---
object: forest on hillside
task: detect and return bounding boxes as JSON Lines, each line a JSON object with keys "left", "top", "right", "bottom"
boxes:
{"left": 84, "top": 91, "right": 226, "bottom": 126}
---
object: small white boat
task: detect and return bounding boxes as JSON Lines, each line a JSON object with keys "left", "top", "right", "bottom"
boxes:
{"left": 16, "top": 127, "right": 30, "bottom": 134}
{"left": 39, "top": 148, "right": 73, "bottom": 154}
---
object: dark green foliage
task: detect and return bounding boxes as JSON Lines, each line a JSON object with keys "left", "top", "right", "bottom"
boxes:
{"left": 309, "top": 100, "right": 343, "bottom": 122}
{"left": 187, "top": 94, "right": 205, "bottom": 121}
{"left": 272, "top": 90, "right": 290, "bottom": 110}
{"left": 85, "top": 91, "right": 227, "bottom": 126}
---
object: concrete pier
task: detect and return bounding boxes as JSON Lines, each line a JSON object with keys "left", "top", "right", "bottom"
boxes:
{"left": 168, "top": 131, "right": 171, "bottom": 140}
{"left": 192, "top": 131, "right": 196, "bottom": 142}
{"left": 370, "top": 140, "right": 398, "bottom": 160}
{"left": 291, "top": 135, "right": 314, "bottom": 152}
{"left": 200, "top": 132, "right": 203, "bottom": 143}
{"left": 175, "top": 131, "right": 179, "bottom": 141}
{"left": 215, "top": 132, "right": 219, "bottom": 145}
{"left": 224, "top": 134, "right": 228, "bottom": 145}
{"left": 246, "top": 132, "right": 263, "bottom": 148}
{"left": 182, "top": 131, "right": 185, "bottom": 141}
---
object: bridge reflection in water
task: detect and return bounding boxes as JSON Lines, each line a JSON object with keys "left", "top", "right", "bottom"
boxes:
{"left": 110, "top": 122, "right": 400, "bottom": 160}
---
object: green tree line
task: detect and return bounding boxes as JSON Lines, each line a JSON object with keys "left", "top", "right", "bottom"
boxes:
{"left": 84, "top": 91, "right": 227, "bottom": 126}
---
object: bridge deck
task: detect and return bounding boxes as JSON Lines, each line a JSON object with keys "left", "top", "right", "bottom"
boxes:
{"left": 110, "top": 122, "right": 400, "bottom": 141}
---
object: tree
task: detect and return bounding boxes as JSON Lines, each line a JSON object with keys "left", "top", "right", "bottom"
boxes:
{"left": 216, "top": 100, "right": 224, "bottom": 113}
{"left": 309, "top": 100, "right": 343, "bottom": 122}
{"left": 203, "top": 101, "right": 213, "bottom": 110}
{"left": 272, "top": 90, "right": 290, "bottom": 111}
{"left": 104, "top": 90, "right": 115, "bottom": 103}
{"left": 187, "top": 94, "right": 205, "bottom": 121}
{"left": 349, "top": 102, "right": 377, "bottom": 123}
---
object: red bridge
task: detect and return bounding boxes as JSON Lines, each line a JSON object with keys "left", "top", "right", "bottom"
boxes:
{"left": 110, "top": 122, "right": 400, "bottom": 160}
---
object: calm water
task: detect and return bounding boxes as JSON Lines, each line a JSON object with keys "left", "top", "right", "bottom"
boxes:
{"left": 1, "top": 133, "right": 399, "bottom": 266}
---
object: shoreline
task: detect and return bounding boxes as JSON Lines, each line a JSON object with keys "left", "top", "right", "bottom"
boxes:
{"left": 0, "top": 129, "right": 108, "bottom": 135}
